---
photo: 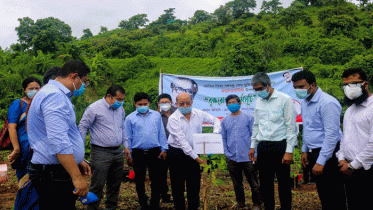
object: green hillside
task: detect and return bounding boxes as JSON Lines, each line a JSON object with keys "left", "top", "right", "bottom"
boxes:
{"left": 1, "top": 1, "right": 373, "bottom": 123}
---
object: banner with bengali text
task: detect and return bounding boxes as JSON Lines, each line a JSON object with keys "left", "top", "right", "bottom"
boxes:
{"left": 159, "top": 67, "right": 303, "bottom": 123}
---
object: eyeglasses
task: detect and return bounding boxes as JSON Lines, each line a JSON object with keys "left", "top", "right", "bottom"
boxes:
{"left": 253, "top": 87, "right": 266, "bottom": 92}
{"left": 177, "top": 102, "right": 192, "bottom": 106}
{"left": 341, "top": 81, "right": 365, "bottom": 88}
{"left": 172, "top": 86, "right": 195, "bottom": 95}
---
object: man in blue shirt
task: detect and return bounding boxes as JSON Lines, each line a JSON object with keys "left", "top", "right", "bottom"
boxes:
{"left": 79, "top": 85, "right": 126, "bottom": 210}
{"left": 27, "top": 60, "right": 91, "bottom": 209}
{"left": 221, "top": 94, "right": 262, "bottom": 210}
{"left": 125, "top": 92, "right": 168, "bottom": 210}
{"left": 292, "top": 71, "right": 347, "bottom": 210}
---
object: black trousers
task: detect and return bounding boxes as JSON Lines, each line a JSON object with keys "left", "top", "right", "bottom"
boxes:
{"left": 345, "top": 167, "right": 373, "bottom": 210}
{"left": 226, "top": 158, "right": 262, "bottom": 206}
{"left": 168, "top": 146, "right": 201, "bottom": 210}
{"left": 307, "top": 146, "right": 347, "bottom": 210}
{"left": 257, "top": 140, "right": 291, "bottom": 210}
{"left": 28, "top": 163, "right": 77, "bottom": 210}
{"left": 132, "top": 148, "right": 162, "bottom": 207}
{"left": 159, "top": 153, "right": 170, "bottom": 198}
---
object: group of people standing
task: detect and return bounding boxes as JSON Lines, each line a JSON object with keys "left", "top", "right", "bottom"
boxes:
{"left": 5, "top": 59, "right": 373, "bottom": 210}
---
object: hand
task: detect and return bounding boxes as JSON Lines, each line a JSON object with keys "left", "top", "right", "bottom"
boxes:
{"left": 127, "top": 158, "right": 134, "bottom": 167}
{"left": 79, "top": 161, "right": 91, "bottom": 176}
{"left": 312, "top": 163, "right": 324, "bottom": 176}
{"left": 158, "top": 151, "right": 167, "bottom": 160}
{"left": 249, "top": 148, "right": 257, "bottom": 162}
{"left": 282, "top": 153, "right": 293, "bottom": 165}
{"left": 72, "top": 176, "right": 89, "bottom": 197}
{"left": 8, "top": 149, "right": 20, "bottom": 164}
{"left": 124, "top": 148, "right": 131, "bottom": 160}
{"left": 196, "top": 157, "right": 204, "bottom": 165}
{"left": 301, "top": 152, "right": 308, "bottom": 168}
{"left": 338, "top": 160, "right": 352, "bottom": 177}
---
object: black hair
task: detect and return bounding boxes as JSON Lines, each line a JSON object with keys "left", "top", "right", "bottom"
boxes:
{"left": 342, "top": 68, "right": 368, "bottom": 81}
{"left": 106, "top": 85, "right": 125, "bottom": 97}
{"left": 22, "top": 76, "right": 42, "bottom": 90}
{"left": 43, "top": 66, "right": 61, "bottom": 85}
{"left": 225, "top": 94, "right": 241, "bottom": 105}
{"left": 158, "top": 93, "right": 172, "bottom": 103}
{"left": 57, "top": 60, "right": 91, "bottom": 78}
{"left": 291, "top": 70, "right": 317, "bottom": 85}
{"left": 134, "top": 92, "right": 151, "bottom": 103}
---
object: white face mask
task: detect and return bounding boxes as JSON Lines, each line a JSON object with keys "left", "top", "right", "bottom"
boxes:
{"left": 343, "top": 82, "right": 365, "bottom": 100}
{"left": 160, "top": 103, "right": 172, "bottom": 112}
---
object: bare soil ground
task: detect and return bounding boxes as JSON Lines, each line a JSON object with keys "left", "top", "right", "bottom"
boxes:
{"left": 0, "top": 151, "right": 321, "bottom": 210}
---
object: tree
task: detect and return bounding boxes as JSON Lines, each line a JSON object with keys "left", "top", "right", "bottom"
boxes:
{"left": 225, "top": 0, "right": 257, "bottom": 19}
{"left": 213, "top": 5, "right": 231, "bottom": 25}
{"left": 81, "top": 28, "right": 93, "bottom": 39}
{"left": 189, "top": 10, "right": 212, "bottom": 24}
{"left": 149, "top": 8, "right": 176, "bottom": 26}
{"left": 261, "top": 0, "right": 283, "bottom": 14}
{"left": 15, "top": 17, "right": 73, "bottom": 53}
{"left": 119, "top": 14, "right": 149, "bottom": 30}
{"left": 100, "top": 26, "right": 108, "bottom": 34}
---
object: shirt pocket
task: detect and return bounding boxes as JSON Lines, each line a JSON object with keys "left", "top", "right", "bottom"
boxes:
{"left": 269, "top": 110, "right": 283, "bottom": 123}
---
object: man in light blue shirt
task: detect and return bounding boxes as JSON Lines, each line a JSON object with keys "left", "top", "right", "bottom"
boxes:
{"left": 292, "top": 71, "right": 346, "bottom": 210}
{"left": 248, "top": 72, "right": 297, "bottom": 210}
{"left": 79, "top": 85, "right": 126, "bottom": 210}
{"left": 221, "top": 94, "right": 262, "bottom": 210}
{"left": 27, "top": 60, "right": 91, "bottom": 209}
{"left": 125, "top": 92, "right": 168, "bottom": 210}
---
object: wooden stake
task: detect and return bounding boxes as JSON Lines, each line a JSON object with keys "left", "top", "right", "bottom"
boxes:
{"left": 202, "top": 141, "right": 208, "bottom": 210}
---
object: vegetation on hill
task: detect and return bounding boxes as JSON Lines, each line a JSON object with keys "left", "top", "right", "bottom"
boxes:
{"left": 1, "top": 0, "right": 373, "bottom": 124}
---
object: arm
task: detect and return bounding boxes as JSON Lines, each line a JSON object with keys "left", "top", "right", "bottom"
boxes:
{"left": 7, "top": 100, "right": 23, "bottom": 163}
{"left": 316, "top": 101, "right": 342, "bottom": 166}
{"left": 250, "top": 109, "right": 259, "bottom": 149}
{"left": 124, "top": 117, "right": 133, "bottom": 150}
{"left": 201, "top": 111, "right": 221, "bottom": 133}
{"left": 221, "top": 120, "right": 228, "bottom": 154}
{"left": 158, "top": 115, "right": 168, "bottom": 152}
{"left": 78, "top": 106, "right": 95, "bottom": 143}
{"left": 283, "top": 97, "right": 297, "bottom": 154}
{"left": 167, "top": 116, "right": 198, "bottom": 160}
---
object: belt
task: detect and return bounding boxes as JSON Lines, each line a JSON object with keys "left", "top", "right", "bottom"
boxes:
{"left": 91, "top": 144, "right": 121, "bottom": 150}
{"left": 132, "top": 147, "right": 160, "bottom": 154}
{"left": 30, "top": 163, "right": 66, "bottom": 172}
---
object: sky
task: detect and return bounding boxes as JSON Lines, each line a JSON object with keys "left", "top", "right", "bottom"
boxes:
{"left": 0, "top": 0, "right": 357, "bottom": 49}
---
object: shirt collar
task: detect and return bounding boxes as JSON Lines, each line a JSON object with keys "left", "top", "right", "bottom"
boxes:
{"left": 359, "top": 95, "right": 373, "bottom": 108}
{"left": 48, "top": 80, "right": 73, "bottom": 97}
{"left": 309, "top": 87, "right": 322, "bottom": 103}
{"left": 136, "top": 109, "right": 153, "bottom": 116}
{"left": 102, "top": 98, "right": 111, "bottom": 109}
{"left": 262, "top": 89, "right": 278, "bottom": 101}
{"left": 160, "top": 106, "right": 176, "bottom": 117}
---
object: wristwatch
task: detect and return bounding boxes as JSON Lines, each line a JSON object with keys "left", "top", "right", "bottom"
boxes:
{"left": 347, "top": 163, "right": 355, "bottom": 174}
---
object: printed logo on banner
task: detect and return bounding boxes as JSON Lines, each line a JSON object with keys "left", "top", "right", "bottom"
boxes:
{"left": 160, "top": 68, "right": 303, "bottom": 122}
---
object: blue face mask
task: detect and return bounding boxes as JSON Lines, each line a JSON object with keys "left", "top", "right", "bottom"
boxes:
{"left": 137, "top": 106, "right": 149, "bottom": 114}
{"left": 227, "top": 103, "right": 240, "bottom": 113}
{"left": 73, "top": 78, "right": 85, "bottom": 97}
{"left": 27, "top": 90, "right": 38, "bottom": 99}
{"left": 295, "top": 87, "right": 311, "bottom": 99}
{"left": 256, "top": 88, "right": 269, "bottom": 99}
{"left": 178, "top": 106, "right": 192, "bottom": 114}
{"left": 111, "top": 100, "right": 124, "bottom": 110}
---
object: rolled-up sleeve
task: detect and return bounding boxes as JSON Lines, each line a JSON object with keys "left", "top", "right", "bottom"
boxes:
{"left": 41, "top": 93, "right": 73, "bottom": 155}
{"left": 167, "top": 117, "right": 198, "bottom": 159}
{"left": 283, "top": 97, "right": 297, "bottom": 153}
{"left": 317, "top": 101, "right": 342, "bottom": 165}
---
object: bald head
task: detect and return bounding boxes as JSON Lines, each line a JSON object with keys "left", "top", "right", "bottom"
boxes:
{"left": 176, "top": 92, "right": 192, "bottom": 102}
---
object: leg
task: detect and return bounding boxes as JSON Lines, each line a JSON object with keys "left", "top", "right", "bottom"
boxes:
{"left": 345, "top": 168, "right": 373, "bottom": 210}
{"left": 159, "top": 157, "right": 170, "bottom": 201}
{"left": 148, "top": 149, "right": 162, "bottom": 208}
{"left": 105, "top": 149, "right": 124, "bottom": 210}
{"left": 185, "top": 156, "right": 201, "bottom": 210}
{"left": 227, "top": 158, "right": 246, "bottom": 206}
{"left": 168, "top": 149, "right": 186, "bottom": 210}
{"left": 275, "top": 152, "right": 292, "bottom": 210}
{"left": 242, "top": 161, "right": 262, "bottom": 205}
{"left": 132, "top": 150, "right": 148, "bottom": 207}
{"left": 88, "top": 147, "right": 112, "bottom": 210}
{"left": 257, "top": 150, "right": 276, "bottom": 210}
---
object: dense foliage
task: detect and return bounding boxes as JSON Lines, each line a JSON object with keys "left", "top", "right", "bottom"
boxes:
{"left": 1, "top": 0, "right": 373, "bottom": 126}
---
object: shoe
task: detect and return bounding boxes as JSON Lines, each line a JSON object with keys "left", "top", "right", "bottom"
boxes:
{"left": 161, "top": 194, "right": 172, "bottom": 203}
{"left": 252, "top": 204, "right": 261, "bottom": 210}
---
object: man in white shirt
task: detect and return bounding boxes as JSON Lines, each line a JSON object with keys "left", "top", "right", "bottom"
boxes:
{"left": 167, "top": 92, "right": 221, "bottom": 210}
{"left": 248, "top": 72, "right": 297, "bottom": 210}
{"left": 337, "top": 68, "right": 373, "bottom": 210}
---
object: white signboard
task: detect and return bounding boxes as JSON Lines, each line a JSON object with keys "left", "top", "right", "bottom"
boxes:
{"left": 193, "top": 133, "right": 224, "bottom": 155}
